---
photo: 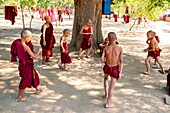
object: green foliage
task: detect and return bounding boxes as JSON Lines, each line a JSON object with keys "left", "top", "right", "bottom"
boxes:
{"left": 37, "top": 0, "right": 54, "bottom": 10}
{"left": 19, "top": 0, "right": 36, "bottom": 8}
{"left": 111, "top": 0, "right": 170, "bottom": 20}
{"left": 0, "top": 0, "right": 4, "bottom": 5}
{"left": 53, "top": 0, "right": 74, "bottom": 8}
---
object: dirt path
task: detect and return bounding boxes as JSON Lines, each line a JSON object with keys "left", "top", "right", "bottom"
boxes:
{"left": 0, "top": 14, "right": 170, "bottom": 113}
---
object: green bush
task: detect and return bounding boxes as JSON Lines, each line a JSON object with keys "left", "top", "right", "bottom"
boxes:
{"left": 0, "top": 10, "right": 4, "bottom": 15}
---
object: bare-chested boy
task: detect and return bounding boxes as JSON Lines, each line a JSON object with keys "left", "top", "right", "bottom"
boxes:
{"left": 143, "top": 30, "right": 164, "bottom": 75}
{"left": 101, "top": 32, "right": 123, "bottom": 108}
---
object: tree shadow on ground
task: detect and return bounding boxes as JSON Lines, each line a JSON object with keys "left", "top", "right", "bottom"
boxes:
{"left": 0, "top": 27, "right": 170, "bottom": 113}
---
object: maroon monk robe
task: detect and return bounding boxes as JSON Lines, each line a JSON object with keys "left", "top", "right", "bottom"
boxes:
{"left": 10, "top": 39, "right": 40, "bottom": 89}
{"left": 5, "top": 6, "right": 18, "bottom": 25}
{"left": 103, "top": 63, "right": 120, "bottom": 80}
{"left": 99, "top": 44, "right": 106, "bottom": 56}
{"left": 147, "top": 48, "right": 162, "bottom": 58}
{"left": 58, "top": 9, "right": 63, "bottom": 22}
{"left": 60, "top": 38, "right": 72, "bottom": 64}
{"left": 40, "top": 23, "right": 56, "bottom": 58}
{"left": 80, "top": 26, "right": 92, "bottom": 50}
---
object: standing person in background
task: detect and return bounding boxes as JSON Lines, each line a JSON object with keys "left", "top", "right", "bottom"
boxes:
{"left": 59, "top": 29, "right": 72, "bottom": 71}
{"left": 40, "top": 16, "right": 56, "bottom": 64}
{"left": 78, "top": 19, "right": 93, "bottom": 60}
{"left": 57, "top": 9, "right": 63, "bottom": 26}
{"left": 65, "top": 7, "right": 71, "bottom": 19}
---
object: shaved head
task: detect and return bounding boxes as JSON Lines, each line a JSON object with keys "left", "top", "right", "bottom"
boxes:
{"left": 21, "top": 29, "right": 32, "bottom": 38}
{"left": 63, "top": 29, "right": 70, "bottom": 34}
{"left": 44, "top": 16, "right": 51, "bottom": 21}
{"left": 108, "top": 32, "right": 117, "bottom": 41}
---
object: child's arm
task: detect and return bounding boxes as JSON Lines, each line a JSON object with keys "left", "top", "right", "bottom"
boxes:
{"left": 23, "top": 44, "right": 42, "bottom": 59}
{"left": 89, "top": 26, "right": 93, "bottom": 35}
{"left": 80, "top": 26, "right": 87, "bottom": 35}
{"left": 42, "top": 24, "right": 47, "bottom": 46}
{"left": 119, "top": 47, "right": 123, "bottom": 80}
{"left": 101, "top": 47, "right": 106, "bottom": 63}
{"left": 146, "top": 39, "right": 149, "bottom": 44}
{"left": 60, "top": 37, "right": 65, "bottom": 53}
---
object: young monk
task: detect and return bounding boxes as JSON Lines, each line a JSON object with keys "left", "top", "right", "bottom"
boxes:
{"left": 40, "top": 16, "right": 56, "bottom": 64}
{"left": 59, "top": 29, "right": 72, "bottom": 71}
{"left": 146, "top": 32, "right": 161, "bottom": 67}
{"left": 143, "top": 30, "right": 164, "bottom": 75}
{"left": 99, "top": 38, "right": 109, "bottom": 56}
{"left": 10, "top": 29, "right": 43, "bottom": 101}
{"left": 101, "top": 32, "right": 123, "bottom": 108}
{"left": 57, "top": 9, "right": 63, "bottom": 26}
{"left": 78, "top": 19, "right": 93, "bottom": 59}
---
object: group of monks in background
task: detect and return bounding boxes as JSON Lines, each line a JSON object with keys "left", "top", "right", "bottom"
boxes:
{"left": 4, "top": 5, "right": 71, "bottom": 26}
{"left": 37, "top": 6, "right": 71, "bottom": 26}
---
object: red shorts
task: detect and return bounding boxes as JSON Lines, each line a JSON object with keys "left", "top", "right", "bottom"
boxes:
{"left": 148, "top": 49, "right": 162, "bottom": 58}
{"left": 103, "top": 63, "right": 119, "bottom": 80}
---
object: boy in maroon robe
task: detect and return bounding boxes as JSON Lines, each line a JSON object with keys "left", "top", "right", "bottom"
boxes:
{"left": 146, "top": 32, "right": 161, "bottom": 67}
{"left": 78, "top": 19, "right": 93, "bottom": 60}
{"left": 40, "top": 16, "right": 56, "bottom": 64}
{"left": 143, "top": 30, "right": 164, "bottom": 75}
{"left": 59, "top": 29, "right": 72, "bottom": 71}
{"left": 101, "top": 32, "right": 123, "bottom": 108}
{"left": 10, "top": 29, "right": 43, "bottom": 101}
{"left": 99, "top": 38, "right": 109, "bottom": 56}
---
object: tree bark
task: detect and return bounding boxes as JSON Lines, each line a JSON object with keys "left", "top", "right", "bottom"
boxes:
{"left": 21, "top": 6, "right": 25, "bottom": 29}
{"left": 71, "top": 0, "right": 103, "bottom": 50}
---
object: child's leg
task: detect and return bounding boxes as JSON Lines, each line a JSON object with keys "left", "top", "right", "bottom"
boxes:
{"left": 105, "top": 77, "right": 116, "bottom": 108}
{"left": 78, "top": 48, "right": 83, "bottom": 59}
{"left": 64, "top": 63, "right": 66, "bottom": 69}
{"left": 42, "top": 56, "right": 46, "bottom": 64}
{"left": 145, "top": 57, "right": 152, "bottom": 74}
{"left": 155, "top": 56, "right": 164, "bottom": 73}
{"left": 154, "top": 58, "right": 157, "bottom": 65}
{"left": 86, "top": 48, "right": 91, "bottom": 57}
{"left": 104, "top": 74, "right": 109, "bottom": 98}
{"left": 17, "top": 89, "right": 25, "bottom": 99}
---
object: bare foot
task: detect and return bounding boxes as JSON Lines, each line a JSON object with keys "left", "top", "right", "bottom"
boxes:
{"left": 15, "top": 96, "right": 31, "bottom": 102}
{"left": 143, "top": 72, "right": 150, "bottom": 75}
{"left": 158, "top": 70, "right": 165, "bottom": 74}
{"left": 35, "top": 86, "right": 46, "bottom": 95}
{"left": 104, "top": 103, "right": 113, "bottom": 108}
{"left": 77, "top": 57, "right": 81, "bottom": 60}
{"left": 46, "top": 58, "right": 52, "bottom": 62}
{"left": 86, "top": 55, "right": 90, "bottom": 58}
{"left": 102, "top": 95, "right": 108, "bottom": 99}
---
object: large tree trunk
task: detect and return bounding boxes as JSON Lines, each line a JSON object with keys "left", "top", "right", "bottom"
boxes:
{"left": 71, "top": 0, "right": 103, "bottom": 50}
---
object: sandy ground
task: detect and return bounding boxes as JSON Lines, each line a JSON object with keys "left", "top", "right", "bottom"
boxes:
{"left": 0, "top": 13, "right": 170, "bottom": 113}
